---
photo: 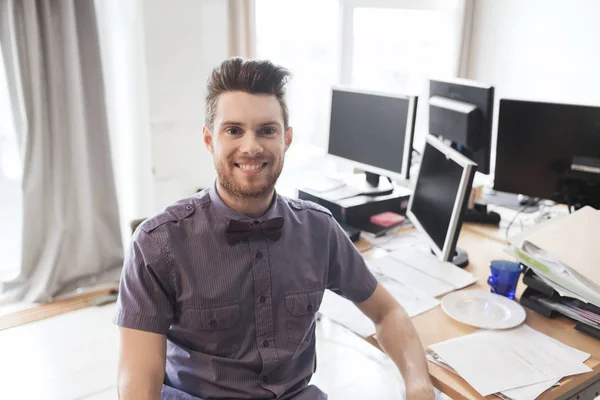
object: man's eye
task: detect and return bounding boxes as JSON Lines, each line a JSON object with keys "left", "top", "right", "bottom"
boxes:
{"left": 226, "top": 127, "right": 242, "bottom": 135}
{"left": 261, "top": 127, "right": 275, "bottom": 135}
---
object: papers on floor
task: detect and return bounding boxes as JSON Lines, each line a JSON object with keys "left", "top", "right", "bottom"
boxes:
{"left": 428, "top": 324, "right": 592, "bottom": 398}
{"left": 318, "top": 277, "right": 440, "bottom": 337}
{"left": 507, "top": 206, "right": 600, "bottom": 308}
{"left": 368, "top": 248, "right": 477, "bottom": 298}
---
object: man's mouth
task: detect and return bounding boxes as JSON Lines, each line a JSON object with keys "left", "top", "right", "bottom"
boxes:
{"left": 234, "top": 162, "right": 268, "bottom": 174}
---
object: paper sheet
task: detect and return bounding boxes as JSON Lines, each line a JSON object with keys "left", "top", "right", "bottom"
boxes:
{"left": 389, "top": 248, "right": 477, "bottom": 290}
{"left": 318, "top": 280, "right": 440, "bottom": 337}
{"left": 428, "top": 325, "right": 592, "bottom": 396}
{"left": 319, "top": 290, "right": 376, "bottom": 337}
{"left": 370, "top": 256, "right": 455, "bottom": 297}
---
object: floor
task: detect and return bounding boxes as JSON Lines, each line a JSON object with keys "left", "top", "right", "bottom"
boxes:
{"left": 0, "top": 303, "right": 451, "bottom": 400}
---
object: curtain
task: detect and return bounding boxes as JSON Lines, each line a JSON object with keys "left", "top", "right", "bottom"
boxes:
{"left": 0, "top": 0, "right": 123, "bottom": 302}
{"left": 228, "top": 0, "right": 255, "bottom": 58}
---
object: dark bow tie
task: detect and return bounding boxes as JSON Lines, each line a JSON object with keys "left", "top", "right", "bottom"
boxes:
{"left": 225, "top": 217, "right": 285, "bottom": 245}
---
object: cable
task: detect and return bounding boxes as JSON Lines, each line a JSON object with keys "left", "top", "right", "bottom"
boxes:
{"left": 505, "top": 200, "right": 540, "bottom": 242}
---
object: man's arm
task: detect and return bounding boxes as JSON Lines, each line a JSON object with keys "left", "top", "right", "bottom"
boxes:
{"left": 356, "top": 283, "right": 435, "bottom": 400}
{"left": 117, "top": 327, "right": 167, "bottom": 400}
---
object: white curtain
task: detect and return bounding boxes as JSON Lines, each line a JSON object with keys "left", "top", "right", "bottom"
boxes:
{"left": 228, "top": 0, "right": 256, "bottom": 58}
{"left": 0, "top": 0, "right": 123, "bottom": 302}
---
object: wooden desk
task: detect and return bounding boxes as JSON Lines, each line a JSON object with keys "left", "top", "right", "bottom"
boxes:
{"left": 360, "top": 225, "right": 600, "bottom": 400}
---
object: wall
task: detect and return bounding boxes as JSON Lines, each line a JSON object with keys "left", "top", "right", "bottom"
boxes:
{"left": 467, "top": 0, "right": 600, "bottom": 177}
{"left": 468, "top": 0, "right": 600, "bottom": 104}
{"left": 142, "top": 0, "right": 228, "bottom": 210}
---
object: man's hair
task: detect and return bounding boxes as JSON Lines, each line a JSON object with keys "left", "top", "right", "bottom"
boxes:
{"left": 205, "top": 57, "right": 291, "bottom": 130}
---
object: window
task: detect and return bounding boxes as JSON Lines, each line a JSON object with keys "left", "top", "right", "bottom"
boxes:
{"left": 255, "top": 0, "right": 339, "bottom": 149}
{"left": 255, "top": 0, "right": 468, "bottom": 151}
{"left": 0, "top": 46, "right": 23, "bottom": 281}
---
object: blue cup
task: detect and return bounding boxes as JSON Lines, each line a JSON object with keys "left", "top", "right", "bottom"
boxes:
{"left": 487, "top": 260, "right": 522, "bottom": 300}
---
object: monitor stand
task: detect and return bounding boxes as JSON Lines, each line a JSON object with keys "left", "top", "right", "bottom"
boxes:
{"left": 452, "top": 248, "right": 469, "bottom": 269}
{"left": 429, "top": 247, "right": 469, "bottom": 268}
{"left": 345, "top": 172, "right": 394, "bottom": 196}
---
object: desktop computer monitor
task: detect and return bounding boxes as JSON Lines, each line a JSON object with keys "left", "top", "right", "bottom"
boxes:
{"left": 407, "top": 135, "right": 477, "bottom": 268}
{"left": 494, "top": 99, "right": 600, "bottom": 209}
{"left": 328, "top": 86, "right": 418, "bottom": 189}
{"left": 429, "top": 78, "right": 494, "bottom": 175}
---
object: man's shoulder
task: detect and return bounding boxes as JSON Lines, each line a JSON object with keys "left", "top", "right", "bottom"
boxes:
{"left": 280, "top": 195, "right": 333, "bottom": 218}
{"left": 138, "top": 190, "right": 211, "bottom": 235}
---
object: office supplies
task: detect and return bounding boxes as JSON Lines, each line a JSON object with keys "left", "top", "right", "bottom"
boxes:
{"left": 406, "top": 135, "right": 476, "bottom": 267}
{"left": 369, "top": 211, "right": 405, "bottom": 227}
{"left": 487, "top": 260, "right": 522, "bottom": 299}
{"left": 370, "top": 248, "right": 476, "bottom": 298}
{"left": 428, "top": 324, "right": 592, "bottom": 397}
{"left": 441, "top": 291, "right": 526, "bottom": 329}
{"left": 319, "top": 278, "right": 440, "bottom": 337}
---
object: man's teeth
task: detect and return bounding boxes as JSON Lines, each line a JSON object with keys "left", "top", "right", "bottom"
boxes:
{"left": 239, "top": 164, "right": 263, "bottom": 171}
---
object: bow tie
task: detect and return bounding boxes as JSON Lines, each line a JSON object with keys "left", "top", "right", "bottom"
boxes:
{"left": 225, "top": 217, "right": 285, "bottom": 245}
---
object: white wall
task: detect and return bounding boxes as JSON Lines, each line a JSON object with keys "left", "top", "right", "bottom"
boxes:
{"left": 468, "top": 0, "right": 600, "bottom": 105}
{"left": 142, "top": 0, "right": 228, "bottom": 210}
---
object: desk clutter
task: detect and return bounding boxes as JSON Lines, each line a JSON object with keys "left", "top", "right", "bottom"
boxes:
{"left": 507, "top": 206, "right": 600, "bottom": 339}
{"left": 427, "top": 324, "right": 592, "bottom": 399}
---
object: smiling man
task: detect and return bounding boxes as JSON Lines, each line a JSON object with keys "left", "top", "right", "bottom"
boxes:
{"left": 114, "top": 58, "right": 434, "bottom": 400}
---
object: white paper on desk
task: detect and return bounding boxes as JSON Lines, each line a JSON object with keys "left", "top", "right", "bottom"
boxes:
{"left": 318, "top": 290, "right": 375, "bottom": 337}
{"left": 378, "top": 275, "right": 440, "bottom": 317}
{"left": 364, "top": 230, "right": 425, "bottom": 251}
{"left": 370, "top": 255, "right": 455, "bottom": 298}
{"left": 389, "top": 247, "right": 477, "bottom": 290}
{"left": 428, "top": 325, "right": 592, "bottom": 397}
{"left": 427, "top": 353, "right": 560, "bottom": 400}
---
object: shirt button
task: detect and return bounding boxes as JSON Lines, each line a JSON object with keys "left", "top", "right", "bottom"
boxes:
{"left": 185, "top": 204, "right": 193, "bottom": 211}
{"left": 259, "top": 296, "right": 266, "bottom": 303}
{"left": 262, "top": 376, "right": 269, "bottom": 383}
{"left": 209, "top": 320, "right": 217, "bottom": 328}
{"left": 263, "top": 340, "right": 269, "bottom": 348}
{"left": 255, "top": 252, "right": 263, "bottom": 260}
{"left": 307, "top": 304, "right": 313, "bottom": 312}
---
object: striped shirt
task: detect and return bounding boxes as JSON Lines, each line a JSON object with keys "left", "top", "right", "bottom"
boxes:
{"left": 114, "top": 182, "right": 378, "bottom": 399}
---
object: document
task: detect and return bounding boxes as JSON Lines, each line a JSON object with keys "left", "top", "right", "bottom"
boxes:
{"left": 428, "top": 325, "right": 592, "bottom": 396}
{"left": 318, "top": 279, "right": 440, "bottom": 337}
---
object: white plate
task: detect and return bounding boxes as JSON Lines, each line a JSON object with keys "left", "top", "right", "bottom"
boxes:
{"left": 441, "top": 291, "right": 526, "bottom": 329}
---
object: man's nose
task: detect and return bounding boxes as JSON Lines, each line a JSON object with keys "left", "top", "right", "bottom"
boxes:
{"left": 239, "top": 132, "right": 264, "bottom": 157}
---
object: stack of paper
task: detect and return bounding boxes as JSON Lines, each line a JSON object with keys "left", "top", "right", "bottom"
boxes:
{"left": 507, "top": 206, "right": 600, "bottom": 308}
{"left": 428, "top": 325, "right": 592, "bottom": 399}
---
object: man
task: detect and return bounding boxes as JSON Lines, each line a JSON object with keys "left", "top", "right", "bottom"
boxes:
{"left": 115, "top": 57, "right": 434, "bottom": 400}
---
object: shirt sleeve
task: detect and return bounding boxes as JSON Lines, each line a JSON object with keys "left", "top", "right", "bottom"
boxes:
{"left": 113, "top": 228, "right": 175, "bottom": 334}
{"left": 326, "top": 218, "right": 378, "bottom": 303}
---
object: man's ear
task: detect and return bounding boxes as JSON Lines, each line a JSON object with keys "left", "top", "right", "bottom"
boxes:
{"left": 203, "top": 125, "right": 214, "bottom": 154}
{"left": 284, "top": 126, "right": 293, "bottom": 152}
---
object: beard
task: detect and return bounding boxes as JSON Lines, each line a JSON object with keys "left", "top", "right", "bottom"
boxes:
{"left": 215, "top": 155, "right": 284, "bottom": 200}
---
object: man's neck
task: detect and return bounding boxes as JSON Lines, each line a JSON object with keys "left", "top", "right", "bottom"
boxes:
{"left": 216, "top": 181, "right": 274, "bottom": 219}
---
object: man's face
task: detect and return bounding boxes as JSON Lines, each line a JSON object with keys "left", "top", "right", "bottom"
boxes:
{"left": 203, "top": 91, "right": 293, "bottom": 199}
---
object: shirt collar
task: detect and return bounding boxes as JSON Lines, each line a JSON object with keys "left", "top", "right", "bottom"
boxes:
{"left": 208, "top": 180, "right": 285, "bottom": 223}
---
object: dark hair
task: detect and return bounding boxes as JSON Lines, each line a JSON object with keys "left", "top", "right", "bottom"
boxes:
{"left": 205, "top": 57, "right": 291, "bottom": 130}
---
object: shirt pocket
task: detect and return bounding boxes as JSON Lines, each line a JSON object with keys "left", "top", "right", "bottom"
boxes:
{"left": 284, "top": 289, "right": 323, "bottom": 346}
{"left": 180, "top": 303, "right": 242, "bottom": 358}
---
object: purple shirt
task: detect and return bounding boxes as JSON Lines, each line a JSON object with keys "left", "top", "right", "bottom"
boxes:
{"left": 114, "top": 183, "right": 378, "bottom": 399}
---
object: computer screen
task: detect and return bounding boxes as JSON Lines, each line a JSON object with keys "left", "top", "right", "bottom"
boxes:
{"left": 495, "top": 99, "right": 600, "bottom": 202}
{"left": 328, "top": 87, "right": 417, "bottom": 181}
{"left": 407, "top": 135, "right": 476, "bottom": 264}
{"left": 429, "top": 78, "right": 494, "bottom": 175}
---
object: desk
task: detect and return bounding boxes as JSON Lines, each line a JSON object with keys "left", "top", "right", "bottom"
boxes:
{"left": 360, "top": 224, "right": 600, "bottom": 400}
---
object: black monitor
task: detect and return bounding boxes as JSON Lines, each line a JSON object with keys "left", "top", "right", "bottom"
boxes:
{"left": 495, "top": 99, "right": 600, "bottom": 209}
{"left": 407, "top": 135, "right": 477, "bottom": 268}
{"left": 429, "top": 78, "right": 494, "bottom": 175}
{"left": 328, "top": 87, "right": 417, "bottom": 190}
